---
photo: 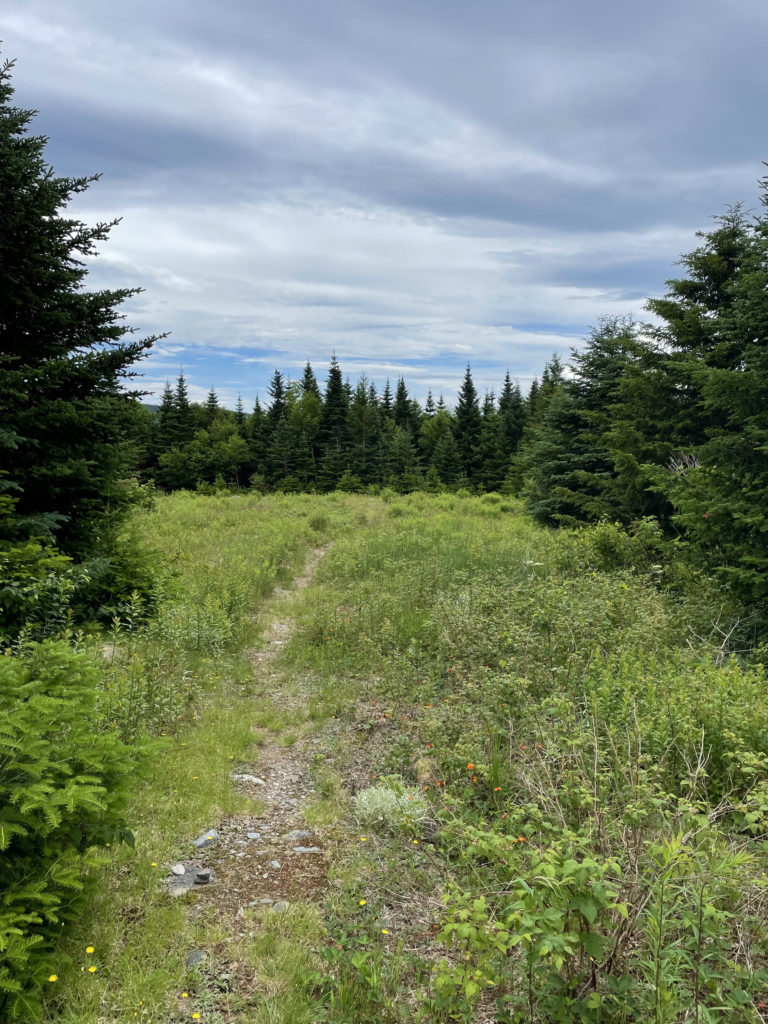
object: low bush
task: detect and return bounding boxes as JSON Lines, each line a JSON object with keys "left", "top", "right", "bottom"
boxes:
{"left": 0, "top": 643, "right": 137, "bottom": 1020}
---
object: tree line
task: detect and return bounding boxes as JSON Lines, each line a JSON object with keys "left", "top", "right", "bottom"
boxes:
{"left": 144, "top": 361, "right": 533, "bottom": 494}
{"left": 144, "top": 185, "right": 768, "bottom": 607}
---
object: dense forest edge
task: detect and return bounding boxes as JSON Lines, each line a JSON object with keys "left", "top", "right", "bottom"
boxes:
{"left": 3, "top": 47, "right": 768, "bottom": 1022}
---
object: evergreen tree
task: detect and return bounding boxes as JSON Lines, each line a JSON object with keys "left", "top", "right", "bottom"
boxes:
{"left": 347, "top": 377, "right": 381, "bottom": 484}
{"left": 498, "top": 372, "right": 526, "bottom": 454}
{"left": 204, "top": 386, "right": 220, "bottom": 426}
{"left": 454, "top": 365, "right": 482, "bottom": 482}
{"left": 247, "top": 396, "right": 269, "bottom": 480}
{"left": 393, "top": 378, "right": 411, "bottom": 430}
{"left": 645, "top": 196, "right": 768, "bottom": 597}
{"left": 526, "top": 378, "right": 540, "bottom": 418}
{"left": 173, "top": 373, "right": 194, "bottom": 444}
{"left": 234, "top": 394, "right": 247, "bottom": 436}
{"left": 318, "top": 356, "right": 349, "bottom": 490}
{"left": 570, "top": 316, "right": 653, "bottom": 521}
{"left": 519, "top": 386, "right": 615, "bottom": 526}
{"left": 424, "top": 390, "right": 436, "bottom": 418}
{"left": 300, "top": 361, "right": 320, "bottom": 396}
{"left": 155, "top": 380, "right": 177, "bottom": 454}
{"left": 477, "top": 396, "right": 508, "bottom": 491}
{"left": 381, "top": 378, "right": 394, "bottom": 418}
{"left": 266, "top": 370, "right": 287, "bottom": 427}
{"left": 432, "top": 429, "right": 460, "bottom": 485}
{"left": 0, "top": 55, "right": 159, "bottom": 562}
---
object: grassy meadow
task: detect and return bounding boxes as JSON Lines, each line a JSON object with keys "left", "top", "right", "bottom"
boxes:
{"left": 40, "top": 491, "right": 768, "bottom": 1023}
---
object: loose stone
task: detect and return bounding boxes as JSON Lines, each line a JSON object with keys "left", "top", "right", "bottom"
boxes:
{"left": 269, "top": 860, "right": 281, "bottom": 869}
{"left": 293, "top": 846, "right": 320, "bottom": 854}
{"left": 231, "top": 773, "right": 266, "bottom": 786}
{"left": 171, "top": 863, "right": 186, "bottom": 876}
{"left": 192, "top": 829, "right": 219, "bottom": 849}
{"left": 185, "top": 950, "right": 207, "bottom": 967}
{"left": 285, "top": 829, "right": 312, "bottom": 841}
{"left": 195, "top": 869, "right": 211, "bottom": 885}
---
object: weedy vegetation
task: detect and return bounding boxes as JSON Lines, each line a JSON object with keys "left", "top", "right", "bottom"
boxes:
{"left": 5, "top": 490, "right": 767, "bottom": 1024}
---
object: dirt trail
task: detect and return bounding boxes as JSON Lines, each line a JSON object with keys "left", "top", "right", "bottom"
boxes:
{"left": 187, "top": 546, "right": 332, "bottom": 927}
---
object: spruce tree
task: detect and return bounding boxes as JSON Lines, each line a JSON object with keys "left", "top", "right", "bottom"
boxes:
{"left": 0, "top": 56, "right": 160, "bottom": 559}
{"left": 248, "top": 397, "right": 269, "bottom": 481}
{"left": 318, "top": 356, "right": 349, "bottom": 490}
{"left": 526, "top": 378, "right": 540, "bottom": 419}
{"left": 347, "top": 377, "right": 381, "bottom": 484}
{"left": 477, "top": 395, "right": 508, "bottom": 491}
{"left": 432, "top": 429, "right": 460, "bottom": 485}
{"left": 234, "top": 394, "right": 247, "bottom": 436}
{"left": 498, "top": 372, "right": 526, "bottom": 454}
{"left": 300, "top": 361, "right": 320, "bottom": 396}
{"left": 454, "top": 365, "right": 482, "bottom": 482}
{"left": 155, "top": 380, "right": 177, "bottom": 454}
{"left": 381, "top": 379, "right": 394, "bottom": 418}
{"left": 204, "top": 386, "right": 220, "bottom": 425}
{"left": 393, "top": 378, "right": 411, "bottom": 430}
{"left": 266, "top": 370, "right": 287, "bottom": 427}
{"left": 424, "top": 390, "right": 436, "bottom": 418}
{"left": 646, "top": 194, "right": 768, "bottom": 597}
{"left": 172, "top": 372, "right": 195, "bottom": 445}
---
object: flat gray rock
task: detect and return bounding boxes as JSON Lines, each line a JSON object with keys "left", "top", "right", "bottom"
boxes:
{"left": 246, "top": 832, "right": 261, "bottom": 840}
{"left": 293, "top": 846, "right": 320, "bottom": 854}
{"left": 285, "top": 829, "right": 312, "bottom": 841}
{"left": 186, "top": 950, "right": 207, "bottom": 967}
{"left": 192, "top": 829, "right": 218, "bottom": 849}
{"left": 231, "top": 773, "right": 266, "bottom": 786}
{"left": 165, "top": 866, "right": 216, "bottom": 896}
{"left": 272, "top": 901, "right": 290, "bottom": 913}
{"left": 269, "top": 860, "right": 281, "bottom": 869}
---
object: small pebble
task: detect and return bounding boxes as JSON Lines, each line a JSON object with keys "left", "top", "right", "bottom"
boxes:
{"left": 293, "top": 846, "right": 320, "bottom": 854}
{"left": 246, "top": 832, "right": 261, "bottom": 840}
{"left": 272, "top": 901, "right": 290, "bottom": 913}
{"left": 171, "top": 863, "right": 186, "bottom": 876}
{"left": 269, "top": 860, "right": 281, "bottom": 869}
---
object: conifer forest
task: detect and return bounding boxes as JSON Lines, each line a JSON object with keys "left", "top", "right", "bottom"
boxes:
{"left": 4, "top": 44, "right": 768, "bottom": 1024}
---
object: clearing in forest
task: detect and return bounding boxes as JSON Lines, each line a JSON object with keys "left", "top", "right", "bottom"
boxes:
{"left": 43, "top": 492, "right": 768, "bottom": 1024}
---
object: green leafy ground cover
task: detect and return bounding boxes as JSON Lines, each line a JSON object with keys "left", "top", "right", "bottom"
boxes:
{"left": 282, "top": 493, "right": 768, "bottom": 1023}
{"left": 26, "top": 492, "right": 768, "bottom": 1023}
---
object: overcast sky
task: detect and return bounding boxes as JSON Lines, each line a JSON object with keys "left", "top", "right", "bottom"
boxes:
{"left": 3, "top": 0, "right": 767, "bottom": 407}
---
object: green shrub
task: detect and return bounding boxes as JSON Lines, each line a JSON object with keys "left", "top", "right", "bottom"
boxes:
{"left": 0, "top": 540, "right": 80, "bottom": 646}
{"left": 0, "top": 643, "right": 137, "bottom": 1020}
